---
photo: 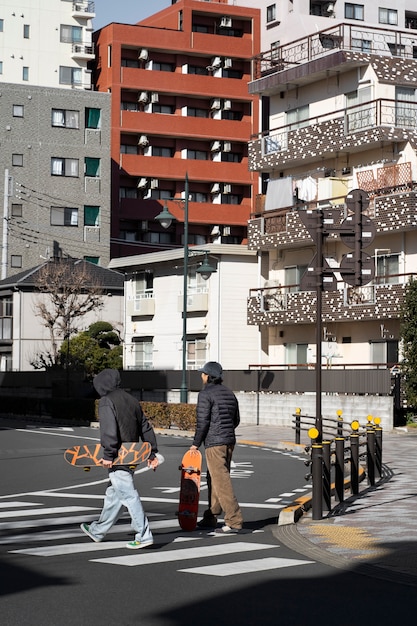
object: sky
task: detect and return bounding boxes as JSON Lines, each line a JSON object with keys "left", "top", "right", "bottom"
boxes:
{"left": 93, "top": 0, "right": 172, "bottom": 30}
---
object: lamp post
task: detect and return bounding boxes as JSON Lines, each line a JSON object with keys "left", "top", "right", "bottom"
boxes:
{"left": 155, "top": 174, "right": 216, "bottom": 402}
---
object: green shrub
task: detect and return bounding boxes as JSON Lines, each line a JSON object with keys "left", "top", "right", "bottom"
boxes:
{"left": 139, "top": 401, "right": 196, "bottom": 431}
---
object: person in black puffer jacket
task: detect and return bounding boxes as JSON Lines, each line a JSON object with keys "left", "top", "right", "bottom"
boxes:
{"left": 190, "top": 361, "right": 243, "bottom": 534}
{"left": 80, "top": 369, "right": 159, "bottom": 550}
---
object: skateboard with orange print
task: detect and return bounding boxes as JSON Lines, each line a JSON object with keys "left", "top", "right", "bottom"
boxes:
{"left": 177, "top": 449, "right": 202, "bottom": 531}
{"left": 64, "top": 441, "right": 151, "bottom": 471}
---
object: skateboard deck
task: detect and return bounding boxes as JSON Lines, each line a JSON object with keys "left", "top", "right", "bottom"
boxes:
{"left": 64, "top": 441, "right": 152, "bottom": 471}
{"left": 178, "top": 449, "right": 202, "bottom": 531}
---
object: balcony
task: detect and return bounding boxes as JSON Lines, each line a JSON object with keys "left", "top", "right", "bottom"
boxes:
{"left": 127, "top": 293, "right": 155, "bottom": 317}
{"left": 72, "top": 1, "right": 95, "bottom": 18}
{"left": 249, "top": 99, "right": 417, "bottom": 172}
{"left": 251, "top": 22, "right": 417, "bottom": 85}
{"left": 178, "top": 288, "right": 209, "bottom": 313}
{"left": 248, "top": 174, "right": 417, "bottom": 251}
{"left": 247, "top": 274, "right": 413, "bottom": 327}
{"left": 71, "top": 43, "right": 95, "bottom": 60}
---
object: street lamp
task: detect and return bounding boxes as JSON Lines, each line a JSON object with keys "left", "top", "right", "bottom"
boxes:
{"left": 155, "top": 173, "right": 216, "bottom": 402}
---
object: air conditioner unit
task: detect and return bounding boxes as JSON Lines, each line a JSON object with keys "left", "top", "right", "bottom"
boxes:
{"left": 138, "top": 135, "right": 149, "bottom": 146}
{"left": 223, "top": 184, "right": 232, "bottom": 194}
{"left": 211, "top": 98, "right": 221, "bottom": 110}
{"left": 138, "top": 48, "right": 149, "bottom": 61}
{"left": 223, "top": 141, "right": 231, "bottom": 152}
{"left": 223, "top": 99, "right": 232, "bottom": 110}
{"left": 324, "top": 3, "right": 335, "bottom": 13}
{"left": 220, "top": 16, "right": 232, "bottom": 28}
{"left": 224, "top": 58, "right": 232, "bottom": 68}
{"left": 211, "top": 225, "right": 220, "bottom": 235}
{"left": 211, "top": 183, "right": 221, "bottom": 193}
{"left": 151, "top": 92, "right": 159, "bottom": 103}
{"left": 211, "top": 140, "right": 221, "bottom": 152}
{"left": 137, "top": 177, "right": 148, "bottom": 189}
{"left": 138, "top": 91, "right": 149, "bottom": 104}
{"left": 211, "top": 56, "right": 222, "bottom": 68}
{"left": 223, "top": 226, "right": 231, "bottom": 236}
{"left": 150, "top": 178, "right": 159, "bottom": 189}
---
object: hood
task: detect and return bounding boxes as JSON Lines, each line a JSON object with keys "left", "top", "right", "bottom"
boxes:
{"left": 93, "top": 368, "right": 121, "bottom": 397}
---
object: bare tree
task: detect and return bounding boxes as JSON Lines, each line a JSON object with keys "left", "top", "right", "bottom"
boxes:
{"left": 33, "top": 259, "right": 105, "bottom": 366}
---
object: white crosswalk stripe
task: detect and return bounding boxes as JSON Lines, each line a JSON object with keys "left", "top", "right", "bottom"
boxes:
{"left": 3, "top": 499, "right": 315, "bottom": 577}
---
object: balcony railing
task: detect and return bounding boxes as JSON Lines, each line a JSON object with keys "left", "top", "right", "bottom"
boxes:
{"left": 252, "top": 22, "right": 417, "bottom": 79}
{"left": 252, "top": 99, "right": 417, "bottom": 157}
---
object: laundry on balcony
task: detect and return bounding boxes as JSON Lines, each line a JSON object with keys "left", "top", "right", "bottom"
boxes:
{"left": 265, "top": 177, "right": 295, "bottom": 210}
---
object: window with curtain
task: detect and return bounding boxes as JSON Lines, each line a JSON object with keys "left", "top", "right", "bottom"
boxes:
{"left": 133, "top": 338, "right": 154, "bottom": 369}
{"left": 51, "top": 207, "right": 78, "bottom": 226}
{"left": 395, "top": 87, "right": 416, "bottom": 128}
{"left": 84, "top": 206, "right": 100, "bottom": 226}
{"left": 85, "top": 158, "right": 100, "bottom": 177}
{"left": 286, "top": 104, "right": 309, "bottom": 129}
{"left": 52, "top": 108, "right": 79, "bottom": 128}
{"left": 85, "top": 108, "right": 101, "bottom": 129}
{"left": 51, "top": 158, "right": 79, "bottom": 177}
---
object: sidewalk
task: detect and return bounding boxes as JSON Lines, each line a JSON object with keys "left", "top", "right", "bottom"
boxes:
{"left": 234, "top": 423, "right": 417, "bottom": 586}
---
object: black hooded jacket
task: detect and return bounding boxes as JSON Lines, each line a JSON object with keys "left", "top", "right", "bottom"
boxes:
{"left": 93, "top": 369, "right": 158, "bottom": 463}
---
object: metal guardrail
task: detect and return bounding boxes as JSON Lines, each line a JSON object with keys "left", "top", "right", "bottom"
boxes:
{"left": 292, "top": 410, "right": 383, "bottom": 520}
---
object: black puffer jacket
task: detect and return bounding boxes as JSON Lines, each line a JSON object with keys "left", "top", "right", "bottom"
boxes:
{"left": 93, "top": 369, "right": 158, "bottom": 463}
{"left": 192, "top": 382, "right": 240, "bottom": 449}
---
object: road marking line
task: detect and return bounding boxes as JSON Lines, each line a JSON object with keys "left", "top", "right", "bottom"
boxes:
{"left": 0, "top": 501, "right": 41, "bottom": 509}
{"left": 91, "top": 542, "right": 275, "bottom": 567}
{"left": 0, "top": 506, "right": 98, "bottom": 519}
{"left": 179, "top": 557, "right": 314, "bottom": 576}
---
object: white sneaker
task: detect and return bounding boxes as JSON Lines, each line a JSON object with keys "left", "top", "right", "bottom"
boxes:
{"left": 80, "top": 523, "right": 101, "bottom": 542}
{"left": 126, "top": 539, "right": 154, "bottom": 549}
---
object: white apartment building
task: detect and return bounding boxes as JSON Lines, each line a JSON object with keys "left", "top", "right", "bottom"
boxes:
{"left": 246, "top": 0, "right": 417, "bottom": 370}
{"left": 109, "top": 244, "right": 261, "bottom": 372}
{"left": 0, "top": 0, "right": 95, "bottom": 88}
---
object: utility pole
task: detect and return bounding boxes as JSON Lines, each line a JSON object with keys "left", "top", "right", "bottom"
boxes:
{"left": 2, "top": 169, "right": 12, "bottom": 280}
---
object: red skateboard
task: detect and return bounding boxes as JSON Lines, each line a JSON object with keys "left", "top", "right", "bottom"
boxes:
{"left": 64, "top": 441, "right": 151, "bottom": 471}
{"left": 178, "top": 449, "right": 202, "bottom": 531}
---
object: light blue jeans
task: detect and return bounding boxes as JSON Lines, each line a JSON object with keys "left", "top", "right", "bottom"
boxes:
{"left": 88, "top": 469, "right": 153, "bottom": 543}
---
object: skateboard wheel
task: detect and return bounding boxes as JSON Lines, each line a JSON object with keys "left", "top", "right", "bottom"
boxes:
{"left": 83, "top": 467, "right": 91, "bottom": 472}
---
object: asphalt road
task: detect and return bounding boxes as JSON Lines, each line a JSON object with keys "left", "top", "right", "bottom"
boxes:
{"left": 1, "top": 424, "right": 416, "bottom": 625}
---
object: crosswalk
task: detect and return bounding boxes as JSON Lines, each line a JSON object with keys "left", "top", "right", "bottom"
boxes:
{"left": 2, "top": 497, "right": 314, "bottom": 577}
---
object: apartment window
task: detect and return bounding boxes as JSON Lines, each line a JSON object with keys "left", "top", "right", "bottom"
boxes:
{"left": 12, "top": 154, "right": 23, "bottom": 167}
{"left": 121, "top": 101, "right": 139, "bottom": 112}
{"left": 51, "top": 108, "right": 80, "bottom": 128}
{"left": 285, "top": 265, "right": 308, "bottom": 293}
{"left": 379, "top": 8, "right": 398, "bottom": 25}
{"left": 11, "top": 203, "right": 23, "bottom": 217}
{"left": 60, "top": 25, "right": 82, "bottom": 43}
{"left": 152, "top": 62, "right": 174, "bottom": 72}
{"left": 133, "top": 338, "right": 153, "bottom": 370}
{"left": 0, "top": 62, "right": 3, "bottom": 74}
{"left": 188, "top": 65, "right": 209, "bottom": 76}
{"left": 13, "top": 105, "right": 24, "bottom": 117}
{"left": 152, "top": 146, "right": 174, "bottom": 157}
{"left": 23, "top": 24, "right": 30, "bottom": 38}
{"left": 120, "top": 187, "right": 138, "bottom": 199}
{"left": 152, "top": 104, "right": 174, "bottom": 115}
{"left": 267, "top": 4, "right": 276, "bottom": 23}
{"left": 84, "top": 256, "right": 99, "bottom": 264}
{"left": 375, "top": 253, "right": 399, "bottom": 284}
{"left": 51, "top": 157, "right": 79, "bottom": 177}
{"left": 186, "top": 337, "right": 207, "bottom": 370}
{"left": 286, "top": 343, "right": 308, "bottom": 369}
{"left": 286, "top": 104, "right": 309, "bottom": 129}
{"left": 142, "top": 231, "right": 173, "bottom": 245}
{"left": 10, "top": 256, "right": 22, "bottom": 269}
{"left": 0, "top": 296, "right": 12, "bottom": 340}
{"left": 135, "top": 272, "right": 153, "bottom": 296}
{"left": 22, "top": 67, "right": 29, "bottom": 81}
{"left": 86, "top": 108, "right": 101, "bottom": 129}
{"left": 84, "top": 206, "right": 99, "bottom": 226}
{"left": 188, "top": 150, "right": 208, "bottom": 160}
{"left": 396, "top": 87, "right": 416, "bottom": 127}
{"left": 345, "top": 3, "right": 364, "bottom": 20}
{"left": 121, "top": 58, "right": 140, "bottom": 68}
{"left": 189, "top": 192, "right": 208, "bottom": 203}
{"left": 59, "top": 66, "right": 82, "bottom": 85}
{"left": 85, "top": 157, "right": 100, "bottom": 177}
{"left": 51, "top": 206, "right": 78, "bottom": 226}
{"left": 187, "top": 107, "right": 208, "bottom": 118}
{"left": 120, "top": 144, "right": 137, "bottom": 154}
{"left": 0, "top": 19, "right": 3, "bottom": 32}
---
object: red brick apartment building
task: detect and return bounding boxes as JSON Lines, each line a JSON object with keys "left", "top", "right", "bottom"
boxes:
{"left": 93, "top": 0, "right": 260, "bottom": 259}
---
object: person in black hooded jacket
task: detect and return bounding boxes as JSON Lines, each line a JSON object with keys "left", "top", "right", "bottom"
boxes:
{"left": 80, "top": 369, "right": 159, "bottom": 549}
{"left": 190, "top": 361, "right": 243, "bottom": 534}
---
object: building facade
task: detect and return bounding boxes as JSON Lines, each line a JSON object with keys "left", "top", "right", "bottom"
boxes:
{"left": 108, "top": 244, "right": 260, "bottom": 373}
{"left": 92, "top": 0, "right": 260, "bottom": 258}
{"left": 0, "top": 1, "right": 111, "bottom": 276}
{"left": 247, "top": 0, "right": 417, "bottom": 369}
